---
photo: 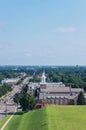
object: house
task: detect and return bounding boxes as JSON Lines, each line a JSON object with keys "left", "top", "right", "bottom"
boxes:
{"left": 27, "top": 82, "right": 40, "bottom": 96}
{"left": 1, "top": 78, "right": 20, "bottom": 86}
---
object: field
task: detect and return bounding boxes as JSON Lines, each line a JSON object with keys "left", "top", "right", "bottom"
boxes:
{"left": 3, "top": 106, "right": 86, "bottom": 130}
{"left": 0, "top": 114, "right": 11, "bottom": 129}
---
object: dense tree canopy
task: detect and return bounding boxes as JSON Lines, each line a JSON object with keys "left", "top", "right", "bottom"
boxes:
{"left": 0, "top": 83, "right": 12, "bottom": 97}
{"left": 19, "top": 93, "right": 36, "bottom": 111}
{"left": 1, "top": 66, "right": 86, "bottom": 91}
{"left": 27, "top": 66, "right": 86, "bottom": 91}
{"left": 77, "top": 92, "right": 85, "bottom": 105}
{"left": 14, "top": 84, "right": 36, "bottom": 111}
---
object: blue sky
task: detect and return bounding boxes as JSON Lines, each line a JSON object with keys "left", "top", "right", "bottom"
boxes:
{"left": 0, "top": 0, "right": 86, "bottom": 65}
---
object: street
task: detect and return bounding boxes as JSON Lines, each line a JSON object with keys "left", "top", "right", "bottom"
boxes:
{"left": 0, "top": 77, "right": 30, "bottom": 121}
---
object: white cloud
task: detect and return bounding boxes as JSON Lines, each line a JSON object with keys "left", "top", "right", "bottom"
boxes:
{"left": 53, "top": 27, "right": 76, "bottom": 33}
{"left": 25, "top": 53, "right": 31, "bottom": 57}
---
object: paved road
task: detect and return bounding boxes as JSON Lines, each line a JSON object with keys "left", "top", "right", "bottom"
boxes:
{"left": 0, "top": 77, "right": 30, "bottom": 121}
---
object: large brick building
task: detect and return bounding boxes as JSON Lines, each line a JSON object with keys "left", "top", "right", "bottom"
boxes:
{"left": 28, "top": 72, "right": 84, "bottom": 105}
{"left": 39, "top": 72, "right": 84, "bottom": 105}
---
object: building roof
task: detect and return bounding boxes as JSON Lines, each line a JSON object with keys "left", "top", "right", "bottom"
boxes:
{"left": 41, "top": 86, "right": 70, "bottom": 93}
{"left": 1, "top": 78, "right": 20, "bottom": 84}
{"left": 71, "top": 88, "right": 83, "bottom": 92}
{"left": 41, "top": 86, "right": 83, "bottom": 93}
{"left": 39, "top": 92, "right": 78, "bottom": 100}
{"left": 40, "top": 82, "right": 65, "bottom": 87}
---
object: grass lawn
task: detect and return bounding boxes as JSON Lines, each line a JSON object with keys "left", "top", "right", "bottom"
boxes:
{"left": 0, "top": 114, "right": 11, "bottom": 129}
{"left": 4, "top": 106, "right": 86, "bottom": 130}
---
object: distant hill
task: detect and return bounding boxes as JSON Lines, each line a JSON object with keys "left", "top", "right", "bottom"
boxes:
{"left": 4, "top": 106, "right": 86, "bottom": 130}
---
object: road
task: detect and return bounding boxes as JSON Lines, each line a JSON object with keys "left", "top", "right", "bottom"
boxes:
{"left": 0, "top": 77, "right": 30, "bottom": 121}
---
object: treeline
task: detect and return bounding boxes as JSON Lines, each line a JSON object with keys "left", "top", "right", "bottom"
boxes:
{"left": 0, "top": 69, "right": 35, "bottom": 82}
{"left": 45, "top": 67, "right": 86, "bottom": 90}
{"left": 0, "top": 83, "right": 12, "bottom": 97}
{"left": 0, "top": 70, "right": 20, "bottom": 82}
{"left": 1, "top": 66, "right": 86, "bottom": 91}
{"left": 30, "top": 67, "right": 86, "bottom": 91}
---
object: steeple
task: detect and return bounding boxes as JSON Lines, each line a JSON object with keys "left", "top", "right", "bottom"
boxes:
{"left": 41, "top": 71, "right": 46, "bottom": 84}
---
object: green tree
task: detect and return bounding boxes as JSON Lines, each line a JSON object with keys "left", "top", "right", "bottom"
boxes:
{"left": 77, "top": 91, "right": 85, "bottom": 105}
{"left": 13, "top": 93, "right": 21, "bottom": 110}
{"left": 21, "top": 85, "right": 28, "bottom": 94}
{"left": 19, "top": 93, "right": 36, "bottom": 111}
{"left": 0, "top": 83, "right": 12, "bottom": 97}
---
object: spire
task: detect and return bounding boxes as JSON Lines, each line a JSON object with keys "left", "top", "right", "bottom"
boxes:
{"left": 41, "top": 70, "right": 46, "bottom": 84}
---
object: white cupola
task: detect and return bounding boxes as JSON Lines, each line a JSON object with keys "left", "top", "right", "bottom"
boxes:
{"left": 41, "top": 71, "right": 46, "bottom": 84}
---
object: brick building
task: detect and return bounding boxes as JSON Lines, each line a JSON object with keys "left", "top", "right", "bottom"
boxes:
{"left": 39, "top": 72, "right": 84, "bottom": 105}
{"left": 28, "top": 72, "right": 84, "bottom": 105}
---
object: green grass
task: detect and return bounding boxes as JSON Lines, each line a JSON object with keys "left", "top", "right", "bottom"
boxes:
{"left": 3, "top": 106, "right": 86, "bottom": 130}
{"left": 0, "top": 114, "right": 11, "bottom": 128}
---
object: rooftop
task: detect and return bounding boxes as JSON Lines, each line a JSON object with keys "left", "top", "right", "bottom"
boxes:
{"left": 41, "top": 86, "right": 70, "bottom": 93}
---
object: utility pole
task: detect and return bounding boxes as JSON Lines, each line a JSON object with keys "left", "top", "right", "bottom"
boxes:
{"left": 4, "top": 97, "right": 7, "bottom": 115}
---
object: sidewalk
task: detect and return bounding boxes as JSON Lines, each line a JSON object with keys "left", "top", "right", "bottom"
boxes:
{"left": 0, "top": 108, "right": 17, "bottom": 130}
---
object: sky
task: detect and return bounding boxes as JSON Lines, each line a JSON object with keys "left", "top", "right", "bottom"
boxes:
{"left": 0, "top": 0, "right": 86, "bottom": 65}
